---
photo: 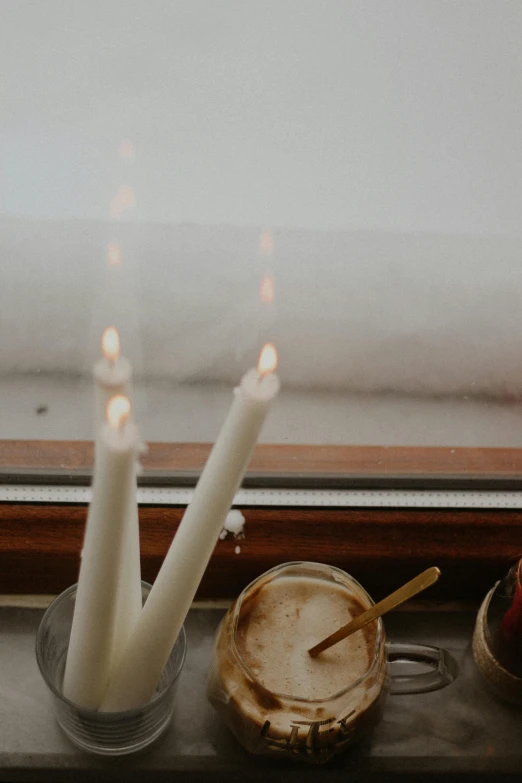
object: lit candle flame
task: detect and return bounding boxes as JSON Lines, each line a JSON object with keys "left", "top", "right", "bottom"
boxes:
{"left": 109, "top": 186, "right": 136, "bottom": 219}
{"left": 259, "top": 275, "right": 275, "bottom": 304}
{"left": 101, "top": 327, "right": 120, "bottom": 362}
{"left": 107, "top": 395, "right": 131, "bottom": 428}
{"left": 107, "top": 241, "right": 122, "bottom": 267}
{"left": 258, "top": 228, "right": 273, "bottom": 257}
{"left": 257, "top": 343, "right": 278, "bottom": 376}
{"left": 119, "top": 139, "right": 136, "bottom": 162}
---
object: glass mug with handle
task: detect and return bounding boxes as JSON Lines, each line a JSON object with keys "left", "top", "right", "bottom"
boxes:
{"left": 207, "top": 561, "right": 457, "bottom": 764}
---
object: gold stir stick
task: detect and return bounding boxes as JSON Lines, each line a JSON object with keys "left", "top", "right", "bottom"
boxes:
{"left": 308, "top": 566, "right": 441, "bottom": 658}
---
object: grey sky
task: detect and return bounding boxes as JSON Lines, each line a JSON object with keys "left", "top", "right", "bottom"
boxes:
{"left": 1, "top": 0, "right": 521, "bottom": 233}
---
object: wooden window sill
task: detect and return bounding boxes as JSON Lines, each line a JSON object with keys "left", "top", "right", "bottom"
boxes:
{"left": 0, "top": 441, "right": 521, "bottom": 598}
{"left": 3, "top": 440, "right": 522, "bottom": 482}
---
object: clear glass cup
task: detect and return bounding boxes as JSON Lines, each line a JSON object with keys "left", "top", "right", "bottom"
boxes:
{"left": 36, "top": 581, "right": 186, "bottom": 756}
{"left": 207, "top": 561, "right": 456, "bottom": 764}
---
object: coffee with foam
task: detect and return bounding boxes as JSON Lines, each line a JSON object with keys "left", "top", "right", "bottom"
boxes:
{"left": 208, "top": 564, "right": 387, "bottom": 763}
{"left": 236, "top": 575, "right": 375, "bottom": 700}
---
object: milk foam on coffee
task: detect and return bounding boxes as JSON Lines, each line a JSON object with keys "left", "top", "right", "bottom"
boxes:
{"left": 207, "top": 566, "right": 387, "bottom": 763}
{"left": 235, "top": 575, "right": 375, "bottom": 700}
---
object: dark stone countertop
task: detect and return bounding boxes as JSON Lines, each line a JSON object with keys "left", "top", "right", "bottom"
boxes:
{"left": 0, "top": 604, "right": 520, "bottom": 782}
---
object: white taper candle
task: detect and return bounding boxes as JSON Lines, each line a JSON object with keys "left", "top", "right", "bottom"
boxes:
{"left": 63, "top": 396, "right": 140, "bottom": 709}
{"left": 100, "top": 345, "right": 280, "bottom": 711}
{"left": 93, "top": 327, "right": 142, "bottom": 672}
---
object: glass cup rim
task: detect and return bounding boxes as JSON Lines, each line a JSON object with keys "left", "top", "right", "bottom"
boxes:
{"left": 35, "top": 580, "right": 187, "bottom": 717}
{"left": 230, "top": 560, "right": 384, "bottom": 705}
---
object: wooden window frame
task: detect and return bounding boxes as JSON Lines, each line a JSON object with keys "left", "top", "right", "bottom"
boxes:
{"left": 1, "top": 440, "right": 521, "bottom": 599}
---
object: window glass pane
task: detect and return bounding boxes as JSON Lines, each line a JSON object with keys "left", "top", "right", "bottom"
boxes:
{"left": 1, "top": 1, "right": 521, "bottom": 451}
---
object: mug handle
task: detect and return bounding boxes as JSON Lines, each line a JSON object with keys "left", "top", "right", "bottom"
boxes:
{"left": 387, "top": 642, "right": 458, "bottom": 695}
